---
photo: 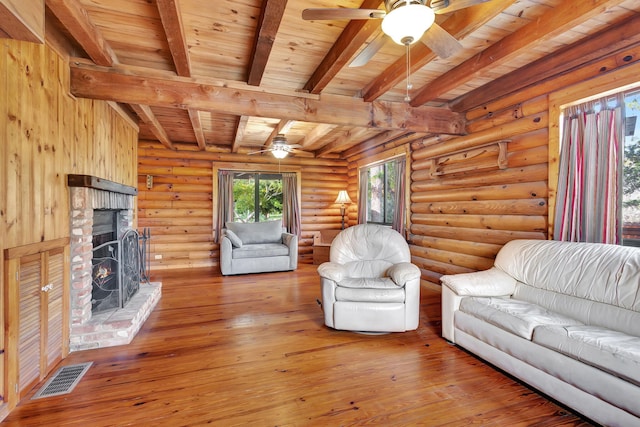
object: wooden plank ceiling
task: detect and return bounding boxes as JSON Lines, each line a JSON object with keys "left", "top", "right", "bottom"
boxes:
{"left": 44, "top": 0, "right": 640, "bottom": 158}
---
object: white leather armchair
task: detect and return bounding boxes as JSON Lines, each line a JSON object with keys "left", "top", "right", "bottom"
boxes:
{"left": 317, "top": 224, "right": 421, "bottom": 333}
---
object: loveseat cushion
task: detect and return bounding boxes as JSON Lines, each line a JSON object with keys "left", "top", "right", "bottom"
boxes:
{"left": 534, "top": 325, "right": 640, "bottom": 387}
{"left": 459, "top": 297, "right": 582, "bottom": 340}
{"left": 232, "top": 243, "right": 289, "bottom": 259}
{"left": 226, "top": 220, "right": 283, "bottom": 244}
{"left": 225, "top": 229, "right": 243, "bottom": 248}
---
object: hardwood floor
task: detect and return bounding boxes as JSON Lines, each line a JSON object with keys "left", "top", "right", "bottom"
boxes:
{"left": 3, "top": 265, "right": 595, "bottom": 426}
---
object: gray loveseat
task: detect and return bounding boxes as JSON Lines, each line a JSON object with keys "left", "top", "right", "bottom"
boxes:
{"left": 441, "top": 239, "right": 640, "bottom": 427}
{"left": 220, "top": 220, "right": 298, "bottom": 275}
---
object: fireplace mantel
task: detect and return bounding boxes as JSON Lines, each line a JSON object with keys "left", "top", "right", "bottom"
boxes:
{"left": 68, "top": 174, "right": 137, "bottom": 196}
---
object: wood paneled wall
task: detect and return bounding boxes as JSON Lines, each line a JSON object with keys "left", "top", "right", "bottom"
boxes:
{"left": 0, "top": 37, "right": 138, "bottom": 293}
{"left": 137, "top": 142, "right": 348, "bottom": 270}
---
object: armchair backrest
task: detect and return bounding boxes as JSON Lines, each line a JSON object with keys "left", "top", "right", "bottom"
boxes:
{"left": 330, "top": 224, "right": 410, "bottom": 278}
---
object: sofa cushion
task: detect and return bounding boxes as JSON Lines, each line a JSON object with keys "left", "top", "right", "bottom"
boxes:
{"left": 494, "top": 240, "right": 640, "bottom": 312}
{"left": 225, "top": 229, "right": 243, "bottom": 248}
{"left": 232, "top": 243, "right": 289, "bottom": 259}
{"left": 534, "top": 325, "right": 640, "bottom": 387}
{"left": 459, "top": 297, "right": 582, "bottom": 340}
{"left": 226, "top": 220, "right": 282, "bottom": 244}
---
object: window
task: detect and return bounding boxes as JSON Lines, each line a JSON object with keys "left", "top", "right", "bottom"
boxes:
{"left": 623, "top": 89, "right": 640, "bottom": 245}
{"left": 232, "top": 173, "right": 283, "bottom": 222}
{"left": 362, "top": 159, "right": 399, "bottom": 225}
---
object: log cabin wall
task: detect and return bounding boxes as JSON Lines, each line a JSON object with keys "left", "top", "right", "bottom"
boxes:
{"left": 137, "top": 141, "right": 348, "bottom": 270}
{"left": 402, "top": 49, "right": 638, "bottom": 289}
{"left": 0, "top": 37, "right": 138, "bottom": 312}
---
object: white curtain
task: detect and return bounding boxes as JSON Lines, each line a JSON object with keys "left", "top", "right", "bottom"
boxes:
{"left": 554, "top": 94, "right": 624, "bottom": 244}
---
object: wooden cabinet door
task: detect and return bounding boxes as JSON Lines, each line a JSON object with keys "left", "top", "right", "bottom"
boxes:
{"left": 3, "top": 238, "right": 69, "bottom": 408}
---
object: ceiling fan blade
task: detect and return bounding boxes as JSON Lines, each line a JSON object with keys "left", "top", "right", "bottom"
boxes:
{"left": 302, "top": 8, "right": 385, "bottom": 21}
{"left": 421, "top": 22, "right": 463, "bottom": 59}
{"left": 247, "top": 148, "right": 272, "bottom": 155}
{"left": 430, "top": 0, "right": 493, "bottom": 14}
{"left": 286, "top": 144, "right": 302, "bottom": 149}
{"left": 349, "top": 31, "right": 389, "bottom": 68}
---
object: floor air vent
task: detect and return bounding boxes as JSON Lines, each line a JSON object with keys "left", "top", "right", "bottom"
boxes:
{"left": 32, "top": 362, "right": 93, "bottom": 399}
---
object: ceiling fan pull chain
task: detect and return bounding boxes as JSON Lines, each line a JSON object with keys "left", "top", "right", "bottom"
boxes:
{"left": 405, "top": 43, "right": 412, "bottom": 102}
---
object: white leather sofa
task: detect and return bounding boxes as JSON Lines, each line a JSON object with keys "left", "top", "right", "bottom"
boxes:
{"left": 317, "top": 224, "right": 421, "bottom": 333}
{"left": 220, "top": 220, "right": 297, "bottom": 275}
{"left": 441, "top": 239, "right": 640, "bottom": 426}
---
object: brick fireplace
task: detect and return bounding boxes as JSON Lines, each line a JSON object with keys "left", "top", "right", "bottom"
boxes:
{"left": 68, "top": 175, "right": 161, "bottom": 351}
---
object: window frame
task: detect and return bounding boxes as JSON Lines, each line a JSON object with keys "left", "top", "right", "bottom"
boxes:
{"left": 232, "top": 172, "right": 283, "bottom": 223}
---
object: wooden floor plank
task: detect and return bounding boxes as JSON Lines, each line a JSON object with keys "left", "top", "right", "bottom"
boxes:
{"left": 3, "top": 265, "right": 595, "bottom": 426}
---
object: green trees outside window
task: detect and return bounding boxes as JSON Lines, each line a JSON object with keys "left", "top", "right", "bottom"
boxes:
{"left": 365, "top": 160, "right": 397, "bottom": 225}
{"left": 232, "top": 173, "right": 283, "bottom": 222}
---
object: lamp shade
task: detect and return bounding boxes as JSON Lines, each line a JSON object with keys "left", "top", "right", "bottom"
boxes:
{"left": 334, "top": 190, "right": 352, "bottom": 205}
{"left": 381, "top": 3, "right": 435, "bottom": 45}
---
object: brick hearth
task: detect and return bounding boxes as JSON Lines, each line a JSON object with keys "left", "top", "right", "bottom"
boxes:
{"left": 68, "top": 179, "right": 161, "bottom": 351}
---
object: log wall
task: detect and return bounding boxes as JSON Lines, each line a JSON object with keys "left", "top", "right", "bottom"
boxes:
{"left": 137, "top": 142, "right": 348, "bottom": 270}
{"left": 0, "top": 38, "right": 138, "bottom": 251}
{"left": 403, "top": 58, "right": 638, "bottom": 288}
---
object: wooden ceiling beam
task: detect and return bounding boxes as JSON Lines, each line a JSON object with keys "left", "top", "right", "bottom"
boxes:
{"left": 299, "top": 123, "right": 336, "bottom": 150}
{"left": 156, "top": 0, "right": 191, "bottom": 77}
{"left": 341, "top": 129, "right": 411, "bottom": 158}
{"left": 69, "top": 63, "right": 466, "bottom": 135}
{"left": 232, "top": 116, "right": 250, "bottom": 153}
{"left": 46, "top": 0, "right": 117, "bottom": 66}
{"left": 303, "top": 0, "right": 384, "bottom": 94}
{"left": 130, "top": 104, "right": 174, "bottom": 150}
{"left": 187, "top": 109, "right": 206, "bottom": 150}
{"left": 0, "top": 0, "right": 45, "bottom": 43}
{"left": 315, "top": 128, "right": 370, "bottom": 157}
{"left": 361, "top": 0, "right": 515, "bottom": 102}
{"left": 450, "top": 10, "right": 640, "bottom": 112}
{"left": 411, "top": 0, "right": 629, "bottom": 107}
{"left": 265, "top": 119, "right": 295, "bottom": 147}
{"left": 247, "top": 0, "right": 288, "bottom": 86}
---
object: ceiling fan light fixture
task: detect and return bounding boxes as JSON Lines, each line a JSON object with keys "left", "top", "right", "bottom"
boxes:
{"left": 381, "top": 3, "right": 435, "bottom": 46}
{"left": 271, "top": 143, "right": 289, "bottom": 159}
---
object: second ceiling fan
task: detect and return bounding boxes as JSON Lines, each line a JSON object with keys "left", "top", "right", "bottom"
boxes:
{"left": 303, "top": 0, "right": 492, "bottom": 66}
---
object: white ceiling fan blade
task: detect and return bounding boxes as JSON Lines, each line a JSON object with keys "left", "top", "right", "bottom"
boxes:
{"left": 349, "top": 31, "right": 389, "bottom": 68}
{"left": 247, "top": 148, "right": 272, "bottom": 155}
{"left": 302, "top": 8, "right": 385, "bottom": 21}
{"left": 287, "top": 144, "right": 302, "bottom": 149}
{"left": 430, "top": 0, "right": 493, "bottom": 14}
{"left": 421, "top": 22, "right": 463, "bottom": 59}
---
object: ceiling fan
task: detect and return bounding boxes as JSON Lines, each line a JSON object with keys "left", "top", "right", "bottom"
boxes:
{"left": 303, "top": 0, "right": 492, "bottom": 66}
{"left": 248, "top": 134, "right": 302, "bottom": 159}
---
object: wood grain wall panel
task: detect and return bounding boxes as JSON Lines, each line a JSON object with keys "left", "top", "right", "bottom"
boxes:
{"left": 137, "top": 142, "right": 348, "bottom": 270}
{"left": 0, "top": 37, "right": 138, "bottom": 286}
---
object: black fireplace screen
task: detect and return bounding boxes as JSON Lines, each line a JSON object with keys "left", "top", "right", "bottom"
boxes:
{"left": 91, "top": 229, "right": 142, "bottom": 313}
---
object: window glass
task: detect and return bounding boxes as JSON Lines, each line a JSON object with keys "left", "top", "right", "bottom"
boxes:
{"left": 623, "top": 89, "right": 640, "bottom": 245}
{"left": 364, "top": 160, "right": 397, "bottom": 225}
{"left": 232, "top": 173, "right": 283, "bottom": 222}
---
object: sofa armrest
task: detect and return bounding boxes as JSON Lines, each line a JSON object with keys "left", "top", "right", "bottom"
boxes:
{"left": 440, "top": 267, "right": 516, "bottom": 297}
{"left": 387, "top": 262, "right": 421, "bottom": 287}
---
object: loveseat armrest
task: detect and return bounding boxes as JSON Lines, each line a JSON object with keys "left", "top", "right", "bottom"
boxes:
{"left": 440, "top": 267, "right": 516, "bottom": 297}
{"left": 387, "top": 262, "right": 421, "bottom": 287}
{"left": 282, "top": 232, "right": 298, "bottom": 270}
